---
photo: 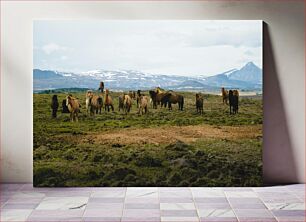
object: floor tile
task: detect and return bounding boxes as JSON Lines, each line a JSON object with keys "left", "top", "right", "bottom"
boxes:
{"left": 272, "top": 209, "right": 305, "bottom": 217}
{"left": 2, "top": 203, "right": 39, "bottom": 209}
{"left": 26, "top": 217, "right": 83, "bottom": 221}
{"left": 160, "top": 197, "right": 194, "bottom": 203}
{"left": 198, "top": 209, "right": 235, "bottom": 217}
{"left": 126, "top": 188, "right": 158, "bottom": 198}
{"left": 28, "top": 209, "right": 84, "bottom": 219}
{"left": 89, "top": 197, "right": 124, "bottom": 203}
{"left": 10, "top": 191, "right": 45, "bottom": 199}
{"left": 125, "top": 203, "right": 159, "bottom": 209}
{"left": 162, "top": 216, "right": 199, "bottom": 222}
{"left": 122, "top": 217, "right": 161, "bottom": 222}
{"left": 83, "top": 217, "right": 121, "bottom": 222}
{"left": 225, "top": 191, "right": 258, "bottom": 198}
{"left": 45, "top": 191, "right": 91, "bottom": 197}
{"left": 229, "top": 198, "right": 268, "bottom": 211}
{"left": 265, "top": 202, "right": 305, "bottom": 210}
{"left": 83, "top": 208, "right": 123, "bottom": 217}
{"left": 276, "top": 218, "right": 306, "bottom": 222}
{"left": 160, "top": 203, "right": 196, "bottom": 210}
{"left": 200, "top": 217, "right": 238, "bottom": 222}
{"left": 86, "top": 202, "right": 123, "bottom": 209}
{"left": 253, "top": 187, "right": 290, "bottom": 193}
{"left": 196, "top": 203, "right": 231, "bottom": 209}
{"left": 234, "top": 209, "right": 274, "bottom": 218}
{"left": 0, "top": 209, "right": 33, "bottom": 221}
{"left": 228, "top": 198, "right": 263, "bottom": 204}
{"left": 194, "top": 197, "right": 228, "bottom": 203}
{"left": 6, "top": 197, "right": 44, "bottom": 204}
{"left": 122, "top": 209, "right": 160, "bottom": 217}
{"left": 160, "top": 190, "right": 192, "bottom": 198}
{"left": 237, "top": 218, "right": 277, "bottom": 222}
{"left": 191, "top": 188, "right": 225, "bottom": 197}
{"left": 125, "top": 197, "right": 159, "bottom": 203}
{"left": 91, "top": 189, "right": 125, "bottom": 198}
{"left": 36, "top": 196, "right": 88, "bottom": 210}
{"left": 161, "top": 209, "right": 198, "bottom": 217}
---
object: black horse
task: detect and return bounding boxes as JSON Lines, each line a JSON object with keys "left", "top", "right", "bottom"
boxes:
{"left": 229, "top": 90, "right": 239, "bottom": 114}
{"left": 51, "top": 95, "right": 59, "bottom": 118}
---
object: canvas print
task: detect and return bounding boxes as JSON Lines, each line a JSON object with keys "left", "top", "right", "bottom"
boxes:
{"left": 33, "top": 20, "right": 263, "bottom": 187}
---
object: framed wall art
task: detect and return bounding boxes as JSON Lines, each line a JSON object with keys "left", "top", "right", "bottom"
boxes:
{"left": 33, "top": 20, "right": 263, "bottom": 187}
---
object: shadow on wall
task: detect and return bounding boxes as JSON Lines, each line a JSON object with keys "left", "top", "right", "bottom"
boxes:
{"left": 263, "top": 22, "right": 297, "bottom": 185}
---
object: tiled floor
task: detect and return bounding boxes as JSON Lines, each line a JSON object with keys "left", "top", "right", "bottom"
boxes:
{"left": 0, "top": 184, "right": 304, "bottom": 222}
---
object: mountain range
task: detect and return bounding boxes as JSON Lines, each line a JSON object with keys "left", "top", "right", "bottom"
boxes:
{"left": 33, "top": 62, "right": 262, "bottom": 92}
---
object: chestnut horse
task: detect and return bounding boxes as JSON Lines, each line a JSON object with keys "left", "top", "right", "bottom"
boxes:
{"left": 221, "top": 87, "right": 229, "bottom": 104}
{"left": 66, "top": 95, "right": 80, "bottom": 122}
{"left": 104, "top": 89, "right": 114, "bottom": 112}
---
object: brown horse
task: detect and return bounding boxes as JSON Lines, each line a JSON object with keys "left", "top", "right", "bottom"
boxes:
{"left": 66, "top": 95, "right": 80, "bottom": 122}
{"left": 89, "top": 94, "right": 103, "bottom": 115}
{"left": 123, "top": 94, "right": 132, "bottom": 114}
{"left": 161, "top": 91, "right": 184, "bottom": 111}
{"left": 85, "top": 90, "right": 94, "bottom": 114}
{"left": 118, "top": 95, "right": 124, "bottom": 112}
{"left": 149, "top": 88, "right": 167, "bottom": 109}
{"left": 138, "top": 95, "right": 149, "bottom": 115}
{"left": 129, "top": 91, "right": 136, "bottom": 100}
{"left": 196, "top": 93, "right": 204, "bottom": 114}
{"left": 221, "top": 87, "right": 229, "bottom": 104}
{"left": 104, "top": 89, "right": 114, "bottom": 112}
{"left": 136, "top": 90, "right": 141, "bottom": 108}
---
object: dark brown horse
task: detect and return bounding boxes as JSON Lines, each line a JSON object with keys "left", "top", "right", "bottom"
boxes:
{"left": 89, "top": 94, "right": 103, "bottom": 115}
{"left": 118, "top": 95, "right": 124, "bottom": 112}
{"left": 161, "top": 91, "right": 184, "bottom": 111}
{"left": 99, "top": 82, "right": 104, "bottom": 93}
{"left": 195, "top": 93, "right": 204, "bottom": 114}
{"left": 149, "top": 90, "right": 167, "bottom": 109}
{"left": 229, "top": 90, "right": 239, "bottom": 114}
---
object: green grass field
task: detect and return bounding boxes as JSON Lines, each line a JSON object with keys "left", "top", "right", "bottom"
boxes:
{"left": 33, "top": 91, "right": 263, "bottom": 187}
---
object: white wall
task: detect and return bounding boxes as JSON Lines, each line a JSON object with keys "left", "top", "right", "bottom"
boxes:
{"left": 1, "top": 1, "right": 305, "bottom": 184}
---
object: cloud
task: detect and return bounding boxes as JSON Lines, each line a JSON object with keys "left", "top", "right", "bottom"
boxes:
{"left": 42, "top": 43, "right": 68, "bottom": 55}
{"left": 61, "top": 55, "right": 68, "bottom": 60}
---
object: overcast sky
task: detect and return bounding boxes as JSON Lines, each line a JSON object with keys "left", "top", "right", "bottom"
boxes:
{"left": 34, "top": 20, "right": 262, "bottom": 77}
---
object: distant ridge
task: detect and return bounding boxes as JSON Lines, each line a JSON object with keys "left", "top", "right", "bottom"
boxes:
{"left": 33, "top": 62, "right": 262, "bottom": 92}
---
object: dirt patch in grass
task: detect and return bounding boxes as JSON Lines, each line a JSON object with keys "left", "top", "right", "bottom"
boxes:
{"left": 85, "top": 124, "right": 261, "bottom": 146}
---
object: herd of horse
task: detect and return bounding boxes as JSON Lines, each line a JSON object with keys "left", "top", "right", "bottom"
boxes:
{"left": 50, "top": 85, "right": 240, "bottom": 122}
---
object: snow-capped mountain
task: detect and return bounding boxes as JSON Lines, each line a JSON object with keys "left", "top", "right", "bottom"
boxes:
{"left": 228, "top": 62, "right": 262, "bottom": 83}
{"left": 33, "top": 62, "right": 262, "bottom": 92}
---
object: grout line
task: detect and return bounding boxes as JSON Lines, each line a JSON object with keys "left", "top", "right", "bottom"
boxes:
{"left": 189, "top": 187, "right": 200, "bottom": 222}
{"left": 80, "top": 189, "right": 92, "bottom": 222}
{"left": 158, "top": 187, "right": 161, "bottom": 222}
{"left": 288, "top": 188, "right": 305, "bottom": 202}
{"left": 252, "top": 187, "right": 280, "bottom": 222}
{"left": 120, "top": 187, "right": 127, "bottom": 222}
{"left": 224, "top": 189, "right": 240, "bottom": 222}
